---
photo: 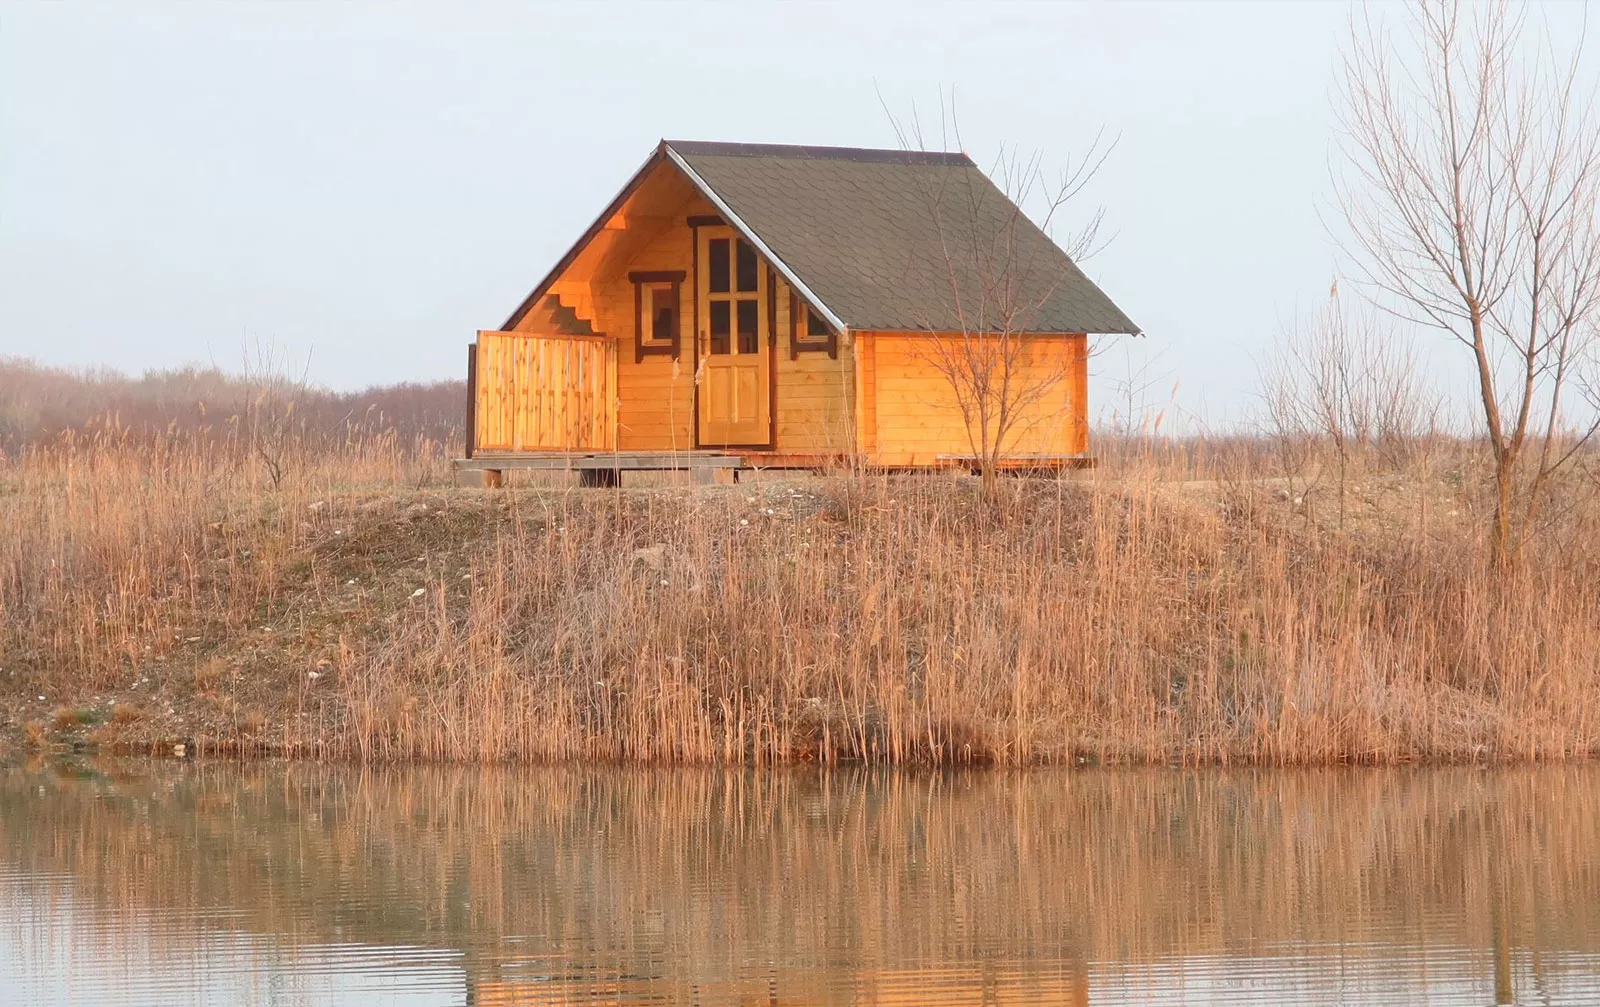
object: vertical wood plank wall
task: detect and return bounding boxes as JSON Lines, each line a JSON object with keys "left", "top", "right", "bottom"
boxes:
{"left": 855, "top": 334, "right": 878, "bottom": 457}
{"left": 472, "top": 330, "right": 616, "bottom": 453}
{"left": 857, "top": 332, "right": 1088, "bottom": 467}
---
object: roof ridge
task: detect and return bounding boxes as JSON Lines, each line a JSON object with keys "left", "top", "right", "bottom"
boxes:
{"left": 664, "top": 139, "right": 974, "bottom": 167}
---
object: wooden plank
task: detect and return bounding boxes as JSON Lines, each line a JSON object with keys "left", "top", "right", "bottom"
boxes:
{"left": 774, "top": 371, "right": 853, "bottom": 391}
{"left": 476, "top": 334, "right": 489, "bottom": 448}
{"left": 465, "top": 341, "right": 478, "bottom": 458}
{"left": 618, "top": 413, "right": 693, "bottom": 428}
{"left": 739, "top": 451, "right": 846, "bottom": 469}
{"left": 616, "top": 371, "right": 689, "bottom": 386}
{"left": 780, "top": 396, "right": 854, "bottom": 410}
{"left": 473, "top": 338, "right": 490, "bottom": 451}
{"left": 862, "top": 334, "right": 877, "bottom": 456}
{"left": 616, "top": 403, "right": 691, "bottom": 418}
{"left": 1070, "top": 333, "right": 1088, "bottom": 455}
{"left": 851, "top": 333, "right": 864, "bottom": 456}
{"left": 852, "top": 328, "right": 1086, "bottom": 464}
{"left": 556, "top": 340, "right": 569, "bottom": 446}
{"left": 603, "top": 339, "right": 617, "bottom": 450}
{"left": 775, "top": 322, "right": 853, "bottom": 454}
{"left": 476, "top": 333, "right": 512, "bottom": 453}
{"left": 457, "top": 452, "right": 741, "bottom": 472}
{"left": 616, "top": 435, "right": 692, "bottom": 452}
{"left": 537, "top": 338, "right": 551, "bottom": 449}
{"left": 512, "top": 335, "right": 527, "bottom": 451}
{"left": 585, "top": 340, "right": 596, "bottom": 447}
{"left": 776, "top": 413, "right": 849, "bottom": 428}
{"left": 472, "top": 329, "right": 619, "bottom": 454}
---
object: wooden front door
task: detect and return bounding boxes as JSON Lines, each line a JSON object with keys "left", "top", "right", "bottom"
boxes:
{"left": 696, "top": 226, "right": 769, "bottom": 446}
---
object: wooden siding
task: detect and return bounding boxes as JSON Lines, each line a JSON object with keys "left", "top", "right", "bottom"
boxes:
{"left": 479, "top": 156, "right": 1101, "bottom": 468}
{"left": 774, "top": 279, "right": 855, "bottom": 454}
{"left": 856, "top": 331, "right": 1088, "bottom": 467}
{"left": 598, "top": 247, "right": 694, "bottom": 452}
{"left": 490, "top": 157, "right": 857, "bottom": 457}
{"left": 588, "top": 190, "right": 716, "bottom": 452}
{"left": 473, "top": 330, "right": 616, "bottom": 453}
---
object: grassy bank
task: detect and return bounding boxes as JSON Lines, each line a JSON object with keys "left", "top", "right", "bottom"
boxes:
{"left": 3, "top": 434, "right": 1600, "bottom": 765}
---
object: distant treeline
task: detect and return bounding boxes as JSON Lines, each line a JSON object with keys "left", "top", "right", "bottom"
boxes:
{"left": 0, "top": 357, "right": 464, "bottom": 452}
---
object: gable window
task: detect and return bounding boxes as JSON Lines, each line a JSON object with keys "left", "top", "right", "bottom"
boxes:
{"left": 790, "top": 292, "right": 838, "bottom": 359}
{"left": 629, "top": 270, "right": 684, "bottom": 362}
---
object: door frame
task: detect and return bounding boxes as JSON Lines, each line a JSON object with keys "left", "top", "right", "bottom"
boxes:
{"left": 689, "top": 220, "right": 777, "bottom": 450}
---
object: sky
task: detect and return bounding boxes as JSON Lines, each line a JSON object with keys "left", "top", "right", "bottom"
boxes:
{"left": 0, "top": 0, "right": 1545, "bottom": 429}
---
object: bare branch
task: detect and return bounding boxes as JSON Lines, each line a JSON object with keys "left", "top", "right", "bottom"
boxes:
{"left": 1335, "top": 0, "right": 1600, "bottom": 560}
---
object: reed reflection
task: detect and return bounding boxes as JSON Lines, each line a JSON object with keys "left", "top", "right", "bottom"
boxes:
{"left": 3, "top": 762, "right": 1599, "bottom": 1005}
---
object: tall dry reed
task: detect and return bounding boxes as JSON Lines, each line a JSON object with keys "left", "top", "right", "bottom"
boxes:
{"left": 4, "top": 761, "right": 1598, "bottom": 1001}
{"left": 4, "top": 431, "right": 1599, "bottom": 765}
{"left": 0, "top": 427, "right": 453, "bottom": 696}
{"left": 341, "top": 459, "right": 1600, "bottom": 764}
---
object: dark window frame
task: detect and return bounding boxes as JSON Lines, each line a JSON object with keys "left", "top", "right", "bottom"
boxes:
{"left": 629, "top": 270, "right": 685, "bottom": 362}
{"left": 789, "top": 291, "right": 839, "bottom": 359}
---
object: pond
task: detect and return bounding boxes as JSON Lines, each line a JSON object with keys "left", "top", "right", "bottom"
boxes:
{"left": 2, "top": 761, "right": 1598, "bottom": 1005}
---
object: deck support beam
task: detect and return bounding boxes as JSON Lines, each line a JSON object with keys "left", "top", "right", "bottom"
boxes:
{"left": 456, "top": 451, "right": 746, "bottom": 488}
{"left": 454, "top": 452, "right": 1092, "bottom": 487}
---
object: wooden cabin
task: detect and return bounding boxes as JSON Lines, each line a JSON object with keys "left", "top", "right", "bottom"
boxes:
{"left": 458, "top": 140, "right": 1138, "bottom": 485}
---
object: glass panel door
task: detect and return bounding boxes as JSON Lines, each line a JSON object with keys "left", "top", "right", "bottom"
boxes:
{"left": 697, "top": 226, "right": 769, "bottom": 446}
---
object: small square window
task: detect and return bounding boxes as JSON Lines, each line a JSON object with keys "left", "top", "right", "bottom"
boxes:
{"left": 791, "top": 292, "right": 837, "bottom": 358}
{"left": 805, "top": 308, "right": 829, "bottom": 338}
{"left": 630, "top": 271, "right": 684, "bottom": 361}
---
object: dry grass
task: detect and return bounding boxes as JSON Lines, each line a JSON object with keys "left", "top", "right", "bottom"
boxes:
{"left": 3, "top": 429, "right": 1600, "bottom": 765}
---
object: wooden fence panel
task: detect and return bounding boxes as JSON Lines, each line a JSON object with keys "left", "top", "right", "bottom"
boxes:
{"left": 475, "top": 332, "right": 515, "bottom": 452}
{"left": 473, "top": 330, "right": 615, "bottom": 453}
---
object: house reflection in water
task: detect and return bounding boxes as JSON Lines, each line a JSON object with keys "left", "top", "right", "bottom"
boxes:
{"left": 471, "top": 963, "right": 1091, "bottom": 1006}
{"left": 4, "top": 763, "right": 1600, "bottom": 1006}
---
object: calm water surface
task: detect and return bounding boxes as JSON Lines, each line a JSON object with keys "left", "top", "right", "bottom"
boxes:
{"left": 2, "top": 761, "right": 1598, "bottom": 1005}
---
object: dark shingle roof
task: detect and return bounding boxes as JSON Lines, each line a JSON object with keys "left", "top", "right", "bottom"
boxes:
{"left": 666, "top": 140, "right": 1138, "bottom": 335}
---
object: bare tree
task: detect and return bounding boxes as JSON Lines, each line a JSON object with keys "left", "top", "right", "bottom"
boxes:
{"left": 887, "top": 102, "right": 1115, "bottom": 496}
{"left": 1094, "top": 336, "right": 1177, "bottom": 471}
{"left": 1338, "top": 0, "right": 1600, "bottom": 560}
{"left": 238, "top": 339, "right": 312, "bottom": 490}
{"left": 1261, "top": 283, "right": 1441, "bottom": 527}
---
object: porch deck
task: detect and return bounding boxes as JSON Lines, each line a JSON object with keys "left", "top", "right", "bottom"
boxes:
{"left": 453, "top": 450, "right": 1091, "bottom": 487}
{"left": 454, "top": 450, "right": 833, "bottom": 487}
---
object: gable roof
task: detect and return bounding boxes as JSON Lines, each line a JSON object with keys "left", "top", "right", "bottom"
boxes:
{"left": 504, "top": 140, "right": 1139, "bottom": 336}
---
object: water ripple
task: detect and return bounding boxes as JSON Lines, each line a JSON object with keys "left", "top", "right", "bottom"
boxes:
{"left": 2, "top": 762, "right": 1597, "bottom": 1006}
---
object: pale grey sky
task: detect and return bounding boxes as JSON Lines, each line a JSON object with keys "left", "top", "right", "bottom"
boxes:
{"left": 0, "top": 1, "right": 1449, "bottom": 425}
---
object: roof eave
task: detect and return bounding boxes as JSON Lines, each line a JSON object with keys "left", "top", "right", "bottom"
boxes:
{"left": 864, "top": 324, "right": 1142, "bottom": 336}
